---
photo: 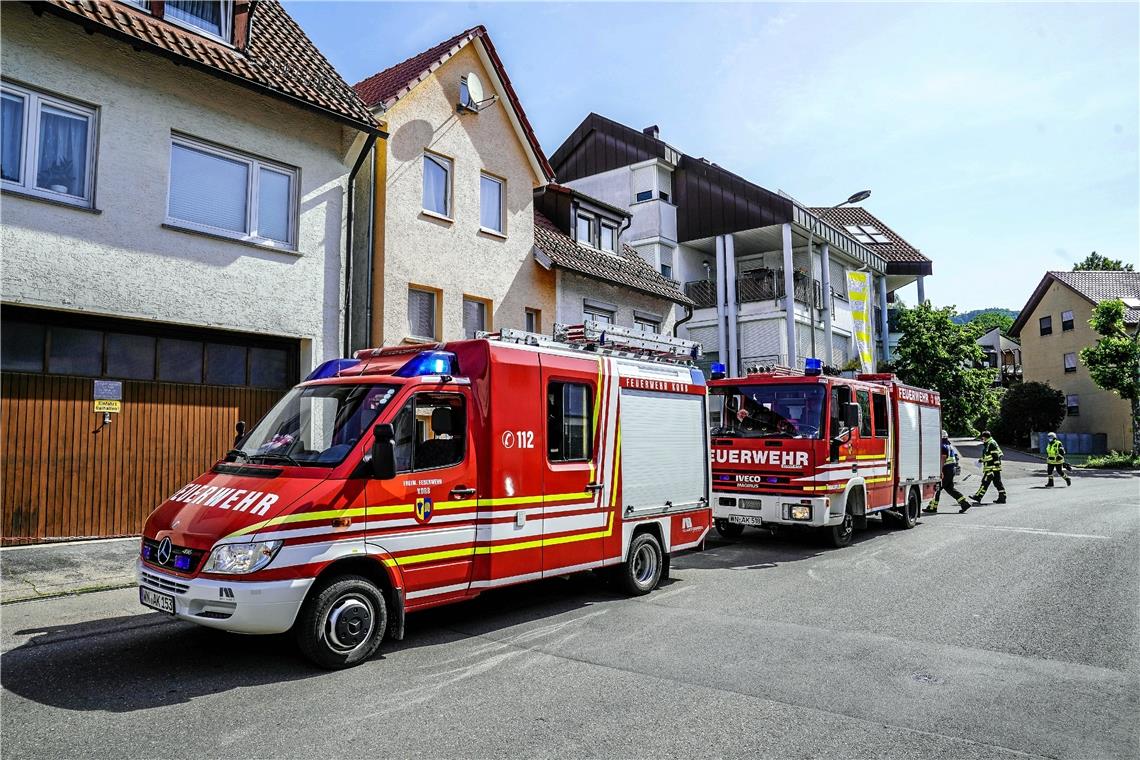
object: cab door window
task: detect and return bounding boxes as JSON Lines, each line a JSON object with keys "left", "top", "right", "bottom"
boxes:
{"left": 548, "top": 382, "right": 593, "bottom": 462}
{"left": 871, "top": 393, "right": 889, "bottom": 437}
{"left": 392, "top": 392, "right": 466, "bottom": 472}
{"left": 856, "top": 390, "right": 873, "bottom": 437}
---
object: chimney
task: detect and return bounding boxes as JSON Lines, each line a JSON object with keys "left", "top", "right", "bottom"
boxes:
{"left": 642, "top": 125, "right": 659, "bottom": 139}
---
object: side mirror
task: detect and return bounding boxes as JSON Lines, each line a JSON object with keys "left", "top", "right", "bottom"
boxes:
{"left": 370, "top": 423, "right": 397, "bottom": 480}
{"left": 843, "top": 402, "right": 861, "bottom": 431}
{"left": 234, "top": 420, "right": 246, "bottom": 447}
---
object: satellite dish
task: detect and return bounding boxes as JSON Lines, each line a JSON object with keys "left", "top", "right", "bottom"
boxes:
{"left": 459, "top": 72, "right": 487, "bottom": 113}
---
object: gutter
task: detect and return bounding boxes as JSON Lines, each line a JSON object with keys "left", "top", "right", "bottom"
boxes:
{"left": 343, "top": 133, "right": 379, "bottom": 357}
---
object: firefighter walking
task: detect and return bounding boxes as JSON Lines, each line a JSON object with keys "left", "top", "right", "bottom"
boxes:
{"left": 924, "top": 430, "right": 970, "bottom": 513}
{"left": 967, "top": 430, "right": 1007, "bottom": 509}
{"left": 1045, "top": 432, "right": 1073, "bottom": 487}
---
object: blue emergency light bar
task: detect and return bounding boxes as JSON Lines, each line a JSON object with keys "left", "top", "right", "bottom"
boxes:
{"left": 395, "top": 350, "right": 459, "bottom": 378}
{"left": 306, "top": 358, "right": 361, "bottom": 381}
{"left": 710, "top": 362, "right": 727, "bottom": 380}
{"left": 804, "top": 357, "right": 823, "bottom": 376}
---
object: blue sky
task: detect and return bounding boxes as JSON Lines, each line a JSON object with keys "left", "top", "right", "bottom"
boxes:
{"left": 287, "top": 1, "right": 1139, "bottom": 313}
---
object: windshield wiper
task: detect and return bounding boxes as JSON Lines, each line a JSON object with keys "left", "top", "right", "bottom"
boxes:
{"left": 248, "top": 452, "right": 303, "bottom": 467}
{"left": 224, "top": 449, "right": 250, "bottom": 462}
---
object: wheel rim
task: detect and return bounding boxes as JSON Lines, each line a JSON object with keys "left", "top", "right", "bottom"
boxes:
{"left": 632, "top": 543, "right": 659, "bottom": 586}
{"left": 839, "top": 513, "right": 853, "bottom": 541}
{"left": 324, "top": 593, "right": 375, "bottom": 654}
{"left": 909, "top": 491, "right": 920, "bottom": 521}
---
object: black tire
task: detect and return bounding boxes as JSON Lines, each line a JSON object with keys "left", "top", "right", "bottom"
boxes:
{"left": 898, "top": 487, "right": 920, "bottom": 529}
{"left": 824, "top": 490, "right": 859, "bottom": 548}
{"left": 295, "top": 575, "right": 387, "bottom": 670}
{"left": 715, "top": 518, "right": 745, "bottom": 539}
{"left": 620, "top": 532, "right": 664, "bottom": 595}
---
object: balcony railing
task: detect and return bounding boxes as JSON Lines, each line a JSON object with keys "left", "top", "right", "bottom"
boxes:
{"left": 684, "top": 280, "right": 717, "bottom": 308}
{"left": 684, "top": 270, "right": 828, "bottom": 310}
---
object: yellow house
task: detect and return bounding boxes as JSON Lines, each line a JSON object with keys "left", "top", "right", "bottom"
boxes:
{"left": 353, "top": 27, "right": 556, "bottom": 345}
{"left": 1010, "top": 271, "right": 1140, "bottom": 452}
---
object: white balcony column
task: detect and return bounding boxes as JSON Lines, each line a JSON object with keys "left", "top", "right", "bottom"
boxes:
{"left": 724, "top": 233, "right": 739, "bottom": 373}
{"left": 820, "top": 241, "right": 833, "bottom": 366}
{"left": 715, "top": 235, "right": 727, "bottom": 370}
{"left": 917, "top": 275, "right": 926, "bottom": 305}
{"left": 781, "top": 223, "right": 796, "bottom": 368}
{"left": 878, "top": 274, "right": 891, "bottom": 364}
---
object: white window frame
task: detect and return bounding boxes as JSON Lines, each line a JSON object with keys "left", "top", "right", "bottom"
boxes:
{"left": 479, "top": 172, "right": 505, "bottom": 235}
{"left": 166, "top": 134, "right": 299, "bottom": 250}
{"left": 576, "top": 211, "right": 596, "bottom": 248}
{"left": 1, "top": 82, "right": 97, "bottom": 208}
{"left": 583, "top": 303, "right": 614, "bottom": 324}
{"left": 599, "top": 222, "right": 619, "bottom": 253}
{"left": 422, "top": 151, "right": 452, "bottom": 219}
{"left": 162, "top": 0, "right": 234, "bottom": 44}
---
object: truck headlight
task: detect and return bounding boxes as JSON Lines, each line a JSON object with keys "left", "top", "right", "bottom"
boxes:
{"left": 783, "top": 503, "right": 812, "bottom": 521}
{"left": 203, "top": 541, "right": 282, "bottom": 574}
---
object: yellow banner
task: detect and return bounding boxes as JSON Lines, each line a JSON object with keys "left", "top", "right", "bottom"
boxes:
{"left": 847, "top": 271, "right": 873, "bottom": 373}
{"left": 94, "top": 399, "right": 121, "bottom": 413}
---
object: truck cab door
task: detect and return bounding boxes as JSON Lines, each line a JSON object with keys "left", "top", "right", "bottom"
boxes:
{"left": 855, "top": 389, "right": 891, "bottom": 509}
{"left": 376, "top": 387, "right": 478, "bottom": 601}
{"left": 540, "top": 355, "right": 607, "bottom": 576}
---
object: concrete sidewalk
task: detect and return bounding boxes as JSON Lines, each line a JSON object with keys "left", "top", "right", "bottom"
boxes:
{"left": 0, "top": 538, "right": 138, "bottom": 604}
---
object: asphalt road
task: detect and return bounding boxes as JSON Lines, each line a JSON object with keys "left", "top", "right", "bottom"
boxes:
{"left": 2, "top": 455, "right": 1138, "bottom": 759}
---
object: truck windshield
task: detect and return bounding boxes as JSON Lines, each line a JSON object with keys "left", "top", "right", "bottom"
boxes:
{"left": 237, "top": 384, "right": 399, "bottom": 466}
{"left": 711, "top": 384, "right": 826, "bottom": 439}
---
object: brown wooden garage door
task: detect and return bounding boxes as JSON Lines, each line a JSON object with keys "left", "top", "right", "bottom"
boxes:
{"left": 1, "top": 307, "right": 297, "bottom": 544}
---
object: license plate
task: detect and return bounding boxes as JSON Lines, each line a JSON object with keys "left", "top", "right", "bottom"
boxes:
{"left": 140, "top": 586, "right": 175, "bottom": 615}
{"left": 729, "top": 514, "right": 763, "bottom": 525}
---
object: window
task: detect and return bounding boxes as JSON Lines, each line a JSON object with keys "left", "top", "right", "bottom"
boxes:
{"left": 1, "top": 83, "right": 96, "bottom": 206}
{"left": 872, "top": 392, "right": 889, "bottom": 437}
{"left": 158, "top": 338, "right": 203, "bottom": 383}
{"left": 167, "top": 136, "right": 297, "bottom": 247}
{"left": 1064, "top": 352, "right": 1078, "bottom": 373}
{"left": 422, "top": 152, "right": 451, "bottom": 217}
{"left": 634, "top": 190, "right": 653, "bottom": 203}
{"left": 548, "top": 382, "right": 593, "bottom": 461}
{"left": 525, "top": 308, "right": 541, "bottom": 333}
{"left": 106, "top": 333, "right": 155, "bottom": 380}
{"left": 600, "top": 223, "right": 617, "bottom": 253}
{"left": 710, "top": 384, "right": 826, "bottom": 440}
{"left": 829, "top": 260, "right": 849, "bottom": 299}
{"left": 634, "top": 315, "right": 660, "bottom": 334}
{"left": 584, "top": 305, "right": 614, "bottom": 324}
{"left": 844, "top": 225, "right": 890, "bottom": 244}
{"left": 463, "top": 296, "right": 488, "bottom": 338}
{"left": 856, "top": 390, "right": 873, "bottom": 436}
{"left": 408, "top": 287, "right": 437, "bottom": 340}
{"left": 576, "top": 213, "right": 595, "bottom": 246}
{"left": 661, "top": 263, "right": 673, "bottom": 279}
{"left": 1065, "top": 394, "right": 1080, "bottom": 416}
{"left": 1061, "top": 310, "right": 1074, "bottom": 331}
{"left": 479, "top": 173, "right": 503, "bottom": 233}
{"left": 660, "top": 244, "right": 674, "bottom": 279}
{"left": 1039, "top": 316, "right": 1053, "bottom": 336}
{"left": 164, "top": 0, "right": 232, "bottom": 41}
{"left": 392, "top": 393, "right": 466, "bottom": 472}
{"left": 205, "top": 343, "right": 247, "bottom": 386}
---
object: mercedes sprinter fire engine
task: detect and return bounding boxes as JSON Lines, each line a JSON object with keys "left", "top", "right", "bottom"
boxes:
{"left": 708, "top": 361, "right": 941, "bottom": 547}
{"left": 138, "top": 323, "right": 711, "bottom": 668}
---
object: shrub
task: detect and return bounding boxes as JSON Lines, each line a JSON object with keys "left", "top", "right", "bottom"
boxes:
{"left": 993, "top": 381, "right": 1066, "bottom": 448}
{"left": 1085, "top": 452, "right": 1140, "bottom": 469}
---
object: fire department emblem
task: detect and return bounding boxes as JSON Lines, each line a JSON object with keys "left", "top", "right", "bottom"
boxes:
{"left": 414, "top": 497, "right": 434, "bottom": 524}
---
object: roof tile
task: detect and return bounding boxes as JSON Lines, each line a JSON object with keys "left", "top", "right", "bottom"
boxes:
{"left": 808, "top": 206, "right": 930, "bottom": 265}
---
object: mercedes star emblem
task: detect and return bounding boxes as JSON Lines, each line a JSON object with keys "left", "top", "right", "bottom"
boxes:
{"left": 156, "top": 537, "right": 173, "bottom": 565}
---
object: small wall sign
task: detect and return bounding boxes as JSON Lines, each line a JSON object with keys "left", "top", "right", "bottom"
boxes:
{"left": 93, "top": 380, "right": 122, "bottom": 401}
{"left": 94, "top": 399, "right": 122, "bottom": 413}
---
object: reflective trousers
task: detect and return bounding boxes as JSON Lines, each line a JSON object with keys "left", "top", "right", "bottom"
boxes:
{"left": 974, "top": 470, "right": 1006, "bottom": 499}
{"left": 931, "top": 464, "right": 968, "bottom": 508}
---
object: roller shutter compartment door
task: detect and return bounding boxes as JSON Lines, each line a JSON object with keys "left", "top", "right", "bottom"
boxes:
{"left": 619, "top": 389, "right": 708, "bottom": 512}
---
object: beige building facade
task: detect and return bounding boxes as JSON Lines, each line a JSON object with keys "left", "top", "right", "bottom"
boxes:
{"left": 354, "top": 27, "right": 556, "bottom": 345}
{"left": 1014, "top": 274, "right": 1137, "bottom": 452}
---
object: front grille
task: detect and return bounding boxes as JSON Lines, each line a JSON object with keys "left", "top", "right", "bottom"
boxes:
{"left": 140, "top": 570, "right": 190, "bottom": 595}
{"left": 141, "top": 538, "right": 205, "bottom": 574}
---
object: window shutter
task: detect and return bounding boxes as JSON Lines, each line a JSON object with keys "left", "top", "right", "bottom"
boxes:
{"left": 631, "top": 165, "right": 653, "bottom": 200}
{"left": 463, "top": 299, "right": 485, "bottom": 338}
{"left": 656, "top": 166, "right": 672, "bottom": 199}
{"left": 829, "top": 259, "right": 848, "bottom": 297}
{"left": 408, "top": 289, "right": 435, "bottom": 338}
{"left": 169, "top": 143, "right": 248, "bottom": 233}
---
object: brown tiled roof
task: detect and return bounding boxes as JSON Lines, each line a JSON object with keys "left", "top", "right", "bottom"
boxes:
{"left": 36, "top": 1, "right": 379, "bottom": 132}
{"left": 534, "top": 212, "right": 692, "bottom": 305}
{"left": 353, "top": 26, "right": 553, "bottom": 180}
{"left": 808, "top": 206, "right": 930, "bottom": 265}
{"left": 1010, "top": 270, "right": 1140, "bottom": 335}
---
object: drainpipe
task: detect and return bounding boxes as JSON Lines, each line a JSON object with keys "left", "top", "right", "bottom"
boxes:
{"left": 343, "top": 131, "right": 380, "bottom": 358}
{"left": 673, "top": 303, "right": 694, "bottom": 337}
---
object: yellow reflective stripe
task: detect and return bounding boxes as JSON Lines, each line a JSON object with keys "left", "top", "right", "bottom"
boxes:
{"left": 475, "top": 492, "right": 591, "bottom": 507}
{"left": 382, "top": 546, "right": 474, "bottom": 567}
{"left": 591, "top": 358, "right": 603, "bottom": 438}
{"left": 865, "top": 476, "right": 893, "bottom": 484}
{"left": 855, "top": 455, "right": 884, "bottom": 460}
{"left": 226, "top": 507, "right": 374, "bottom": 538}
{"left": 609, "top": 422, "right": 622, "bottom": 508}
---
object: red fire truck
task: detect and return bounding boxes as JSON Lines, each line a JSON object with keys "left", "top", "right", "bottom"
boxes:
{"left": 138, "top": 323, "right": 711, "bottom": 668}
{"left": 708, "top": 362, "right": 941, "bottom": 547}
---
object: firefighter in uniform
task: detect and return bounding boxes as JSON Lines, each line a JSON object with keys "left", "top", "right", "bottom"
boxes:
{"left": 967, "top": 430, "right": 1007, "bottom": 509}
{"left": 924, "top": 430, "right": 970, "bottom": 513}
{"left": 1045, "top": 432, "right": 1072, "bottom": 487}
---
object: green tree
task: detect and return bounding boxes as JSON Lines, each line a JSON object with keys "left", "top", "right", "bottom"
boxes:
{"left": 966, "top": 310, "right": 1015, "bottom": 338}
{"left": 1073, "top": 252, "right": 1134, "bottom": 272}
{"left": 1080, "top": 299, "right": 1140, "bottom": 453}
{"left": 892, "top": 303, "right": 1000, "bottom": 434}
{"left": 992, "top": 381, "right": 1066, "bottom": 447}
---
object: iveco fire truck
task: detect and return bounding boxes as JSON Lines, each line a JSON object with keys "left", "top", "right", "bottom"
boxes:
{"left": 138, "top": 322, "right": 711, "bottom": 668}
{"left": 708, "top": 360, "right": 941, "bottom": 547}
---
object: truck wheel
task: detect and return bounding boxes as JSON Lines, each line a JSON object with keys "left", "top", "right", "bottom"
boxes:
{"left": 824, "top": 512, "right": 854, "bottom": 547}
{"left": 715, "top": 519, "right": 745, "bottom": 539}
{"left": 898, "top": 488, "right": 920, "bottom": 529}
{"left": 296, "top": 575, "right": 387, "bottom": 670}
{"left": 620, "top": 532, "right": 664, "bottom": 595}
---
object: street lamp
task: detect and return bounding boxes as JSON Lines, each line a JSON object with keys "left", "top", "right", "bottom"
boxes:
{"left": 806, "top": 190, "right": 871, "bottom": 362}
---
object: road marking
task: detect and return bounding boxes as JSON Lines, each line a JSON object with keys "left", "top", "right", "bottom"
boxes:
{"left": 961, "top": 525, "right": 1110, "bottom": 540}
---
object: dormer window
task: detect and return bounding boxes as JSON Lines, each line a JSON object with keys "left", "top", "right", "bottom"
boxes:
{"left": 575, "top": 212, "right": 595, "bottom": 247}
{"left": 119, "top": 1, "right": 234, "bottom": 43}
{"left": 600, "top": 223, "right": 617, "bottom": 253}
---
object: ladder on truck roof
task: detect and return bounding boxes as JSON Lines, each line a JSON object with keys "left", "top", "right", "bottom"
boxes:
{"left": 477, "top": 320, "right": 702, "bottom": 365}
